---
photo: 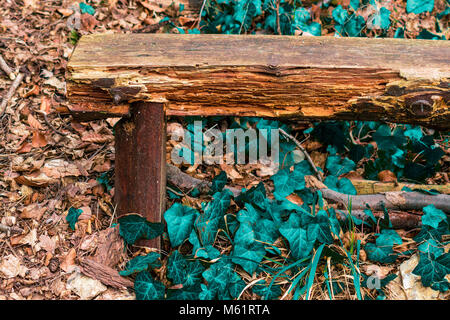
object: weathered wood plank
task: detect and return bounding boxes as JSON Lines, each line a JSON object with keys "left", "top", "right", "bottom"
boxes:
{"left": 66, "top": 34, "right": 450, "bottom": 128}
{"left": 115, "top": 102, "right": 166, "bottom": 248}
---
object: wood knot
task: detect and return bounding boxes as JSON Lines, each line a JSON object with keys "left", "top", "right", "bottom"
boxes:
{"left": 407, "top": 99, "right": 433, "bottom": 117}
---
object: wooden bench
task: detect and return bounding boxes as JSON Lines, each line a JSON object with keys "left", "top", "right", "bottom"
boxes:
{"left": 65, "top": 34, "right": 450, "bottom": 248}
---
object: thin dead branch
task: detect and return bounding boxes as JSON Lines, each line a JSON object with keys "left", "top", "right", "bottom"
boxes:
{"left": 0, "top": 72, "right": 25, "bottom": 117}
{"left": 279, "top": 128, "right": 323, "bottom": 181}
{"left": 0, "top": 54, "right": 15, "bottom": 80}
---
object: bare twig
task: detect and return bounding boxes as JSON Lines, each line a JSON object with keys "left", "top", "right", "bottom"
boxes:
{"left": 279, "top": 128, "right": 323, "bottom": 181}
{"left": 276, "top": 0, "right": 281, "bottom": 35}
{"left": 0, "top": 223, "right": 23, "bottom": 235}
{"left": 197, "top": 0, "right": 207, "bottom": 29}
{"left": 0, "top": 72, "right": 25, "bottom": 117}
{"left": 0, "top": 54, "right": 15, "bottom": 80}
{"left": 34, "top": 110, "right": 66, "bottom": 136}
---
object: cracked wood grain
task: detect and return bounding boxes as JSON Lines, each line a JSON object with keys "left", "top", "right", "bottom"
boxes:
{"left": 66, "top": 34, "right": 450, "bottom": 128}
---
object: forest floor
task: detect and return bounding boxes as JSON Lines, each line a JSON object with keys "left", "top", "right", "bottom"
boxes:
{"left": 0, "top": 0, "right": 449, "bottom": 300}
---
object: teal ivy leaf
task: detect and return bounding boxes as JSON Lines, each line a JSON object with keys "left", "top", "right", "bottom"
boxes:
{"left": 413, "top": 222, "right": 449, "bottom": 243}
{"left": 66, "top": 207, "right": 82, "bottom": 230}
{"left": 394, "top": 27, "right": 405, "bottom": 38}
{"left": 167, "top": 251, "right": 205, "bottom": 288}
{"left": 272, "top": 160, "right": 315, "bottom": 199}
{"left": 412, "top": 253, "right": 450, "bottom": 292}
{"left": 422, "top": 204, "right": 447, "bottom": 229}
{"left": 119, "top": 252, "right": 161, "bottom": 276}
{"left": 189, "top": 230, "right": 221, "bottom": 259}
{"left": 232, "top": 206, "right": 267, "bottom": 274}
{"left": 279, "top": 212, "right": 314, "bottom": 259}
{"left": 195, "top": 189, "right": 233, "bottom": 246}
{"left": 79, "top": 2, "right": 95, "bottom": 15}
{"left": 370, "top": 7, "right": 391, "bottom": 30}
{"left": 418, "top": 239, "right": 444, "bottom": 258}
{"left": 134, "top": 271, "right": 165, "bottom": 300}
{"left": 252, "top": 280, "right": 282, "bottom": 299}
{"left": 211, "top": 171, "right": 227, "bottom": 194}
{"left": 326, "top": 155, "right": 356, "bottom": 176}
{"left": 118, "top": 214, "right": 165, "bottom": 245}
{"left": 404, "top": 125, "right": 423, "bottom": 142}
{"left": 373, "top": 124, "right": 407, "bottom": 154}
{"left": 350, "top": 0, "right": 360, "bottom": 11}
{"left": 349, "top": 144, "right": 374, "bottom": 163}
{"left": 235, "top": 182, "right": 267, "bottom": 211}
{"left": 406, "top": 0, "right": 435, "bottom": 14}
{"left": 164, "top": 203, "right": 199, "bottom": 247}
{"left": 96, "top": 172, "right": 112, "bottom": 191}
{"left": 324, "top": 176, "right": 357, "bottom": 195}
{"left": 202, "top": 259, "right": 244, "bottom": 299}
{"left": 271, "top": 168, "right": 300, "bottom": 199}
{"left": 306, "top": 209, "right": 334, "bottom": 245}
{"left": 365, "top": 242, "right": 397, "bottom": 264}
{"left": 417, "top": 29, "right": 446, "bottom": 40}
{"left": 376, "top": 229, "right": 403, "bottom": 247}
{"left": 365, "top": 229, "right": 400, "bottom": 263}
{"left": 332, "top": 5, "right": 349, "bottom": 25}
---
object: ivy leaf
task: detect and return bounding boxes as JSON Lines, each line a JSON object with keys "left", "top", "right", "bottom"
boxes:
{"left": 326, "top": 155, "right": 356, "bottom": 176}
{"left": 271, "top": 160, "right": 314, "bottom": 199}
{"left": 376, "top": 229, "right": 403, "bottom": 246}
{"left": 134, "top": 271, "right": 165, "bottom": 300}
{"left": 118, "top": 214, "right": 165, "bottom": 245}
{"left": 412, "top": 253, "right": 450, "bottom": 292}
{"left": 164, "top": 203, "right": 199, "bottom": 247}
{"left": 306, "top": 209, "right": 334, "bottom": 245}
{"left": 365, "top": 229, "right": 400, "bottom": 263}
{"left": 365, "top": 242, "right": 397, "bottom": 264}
{"left": 202, "top": 259, "right": 244, "bottom": 299}
{"left": 211, "top": 171, "right": 227, "bottom": 194}
{"left": 66, "top": 207, "right": 82, "bottom": 230}
{"left": 332, "top": 5, "right": 349, "bottom": 25}
{"left": 232, "top": 221, "right": 266, "bottom": 275}
{"left": 79, "top": 2, "right": 95, "bottom": 15}
{"left": 119, "top": 252, "right": 161, "bottom": 276}
{"left": 350, "top": 0, "right": 360, "bottom": 11}
{"left": 235, "top": 182, "right": 267, "bottom": 211}
{"left": 370, "top": 7, "right": 391, "bottom": 30}
{"left": 324, "top": 176, "right": 357, "bottom": 195}
{"left": 422, "top": 204, "right": 447, "bottom": 229}
{"left": 406, "top": 0, "right": 435, "bottom": 14}
{"left": 189, "top": 230, "right": 221, "bottom": 259}
{"left": 279, "top": 212, "right": 314, "bottom": 259}
{"left": 418, "top": 239, "right": 444, "bottom": 258}
{"left": 373, "top": 125, "right": 407, "bottom": 154}
{"left": 271, "top": 168, "right": 301, "bottom": 198}
{"left": 413, "top": 222, "right": 449, "bottom": 243}
{"left": 195, "top": 189, "right": 233, "bottom": 246}
{"left": 167, "top": 251, "right": 205, "bottom": 288}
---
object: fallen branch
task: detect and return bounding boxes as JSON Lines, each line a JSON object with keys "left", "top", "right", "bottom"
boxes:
{"left": 335, "top": 209, "right": 422, "bottom": 229}
{"left": 167, "top": 163, "right": 241, "bottom": 196}
{"left": 0, "top": 71, "right": 25, "bottom": 117}
{"left": 320, "top": 188, "right": 450, "bottom": 213}
{"left": 0, "top": 54, "right": 15, "bottom": 80}
{"left": 350, "top": 179, "right": 450, "bottom": 195}
{"left": 0, "top": 223, "right": 23, "bottom": 235}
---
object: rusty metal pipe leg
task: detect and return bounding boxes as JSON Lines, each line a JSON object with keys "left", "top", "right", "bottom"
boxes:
{"left": 115, "top": 102, "right": 166, "bottom": 249}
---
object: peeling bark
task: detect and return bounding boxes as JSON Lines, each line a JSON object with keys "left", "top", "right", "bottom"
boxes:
{"left": 66, "top": 34, "right": 450, "bottom": 128}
